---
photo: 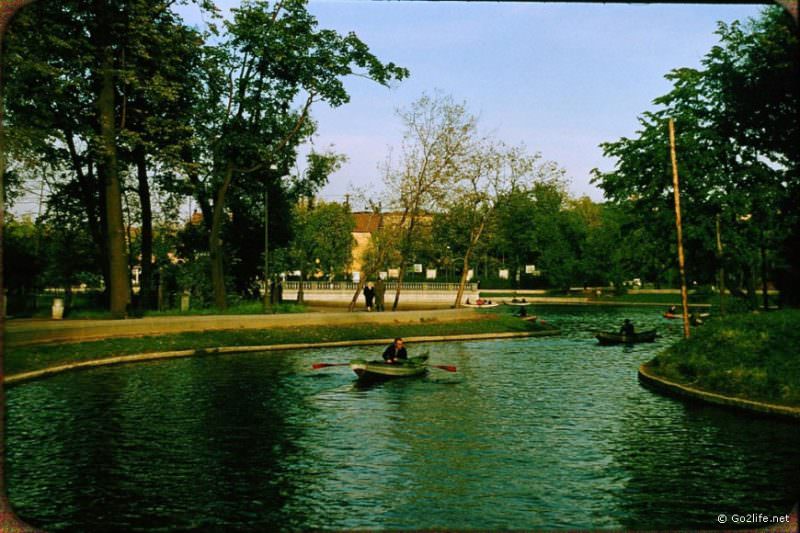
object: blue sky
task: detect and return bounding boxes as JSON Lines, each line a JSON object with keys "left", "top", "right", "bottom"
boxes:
{"left": 182, "top": 1, "right": 765, "bottom": 205}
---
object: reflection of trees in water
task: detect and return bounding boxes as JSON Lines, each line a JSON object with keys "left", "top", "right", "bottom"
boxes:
{"left": 6, "top": 354, "right": 315, "bottom": 530}
{"left": 608, "top": 399, "right": 800, "bottom": 529}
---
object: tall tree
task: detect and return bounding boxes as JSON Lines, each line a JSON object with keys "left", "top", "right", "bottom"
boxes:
{"left": 592, "top": 7, "right": 798, "bottom": 303}
{"left": 190, "top": 0, "right": 407, "bottom": 309}
{"left": 381, "top": 93, "right": 475, "bottom": 310}
{"left": 3, "top": 0, "right": 212, "bottom": 316}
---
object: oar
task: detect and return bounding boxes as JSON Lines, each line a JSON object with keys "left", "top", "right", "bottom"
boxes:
{"left": 430, "top": 364, "right": 457, "bottom": 372}
{"left": 312, "top": 362, "right": 351, "bottom": 369}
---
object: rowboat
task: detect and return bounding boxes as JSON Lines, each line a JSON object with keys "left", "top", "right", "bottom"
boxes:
{"left": 505, "top": 300, "right": 532, "bottom": 306}
{"left": 595, "top": 330, "right": 658, "bottom": 345}
{"left": 663, "top": 312, "right": 710, "bottom": 319}
{"left": 349, "top": 355, "right": 429, "bottom": 380}
{"left": 463, "top": 302, "right": 500, "bottom": 308}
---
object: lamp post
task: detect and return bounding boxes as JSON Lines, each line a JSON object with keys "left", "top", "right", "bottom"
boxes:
{"left": 264, "top": 164, "right": 277, "bottom": 310}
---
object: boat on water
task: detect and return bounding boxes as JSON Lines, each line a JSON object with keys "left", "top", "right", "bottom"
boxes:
{"left": 595, "top": 330, "right": 658, "bottom": 345}
{"left": 349, "top": 355, "right": 429, "bottom": 380}
{"left": 505, "top": 299, "right": 532, "bottom": 306}
{"left": 663, "top": 312, "right": 710, "bottom": 320}
{"left": 463, "top": 302, "right": 500, "bottom": 308}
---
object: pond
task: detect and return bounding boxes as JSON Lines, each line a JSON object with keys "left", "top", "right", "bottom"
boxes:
{"left": 5, "top": 306, "right": 800, "bottom": 530}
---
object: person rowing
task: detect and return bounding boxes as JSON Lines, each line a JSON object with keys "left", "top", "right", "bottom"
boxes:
{"left": 619, "top": 319, "right": 635, "bottom": 336}
{"left": 382, "top": 337, "right": 408, "bottom": 364}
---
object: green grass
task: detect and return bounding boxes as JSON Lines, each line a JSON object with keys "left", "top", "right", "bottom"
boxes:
{"left": 4, "top": 313, "right": 555, "bottom": 376}
{"left": 646, "top": 310, "right": 800, "bottom": 407}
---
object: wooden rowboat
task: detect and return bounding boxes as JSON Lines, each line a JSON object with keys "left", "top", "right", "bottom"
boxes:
{"left": 349, "top": 355, "right": 429, "bottom": 380}
{"left": 462, "top": 302, "right": 500, "bottom": 308}
{"left": 663, "top": 312, "right": 710, "bottom": 319}
{"left": 595, "top": 330, "right": 658, "bottom": 345}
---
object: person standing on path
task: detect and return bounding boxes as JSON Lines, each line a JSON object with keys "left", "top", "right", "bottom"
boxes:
{"left": 374, "top": 278, "right": 386, "bottom": 312}
{"left": 363, "top": 282, "right": 375, "bottom": 311}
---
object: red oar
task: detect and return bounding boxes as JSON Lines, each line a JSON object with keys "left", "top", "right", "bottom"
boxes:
{"left": 430, "top": 364, "right": 457, "bottom": 372}
{"left": 312, "top": 362, "right": 351, "bottom": 369}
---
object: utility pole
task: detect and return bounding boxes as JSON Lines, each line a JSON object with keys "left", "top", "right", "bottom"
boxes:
{"left": 669, "top": 119, "right": 691, "bottom": 339}
{"left": 716, "top": 213, "right": 725, "bottom": 316}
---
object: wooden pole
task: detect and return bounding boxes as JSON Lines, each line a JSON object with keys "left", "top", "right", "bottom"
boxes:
{"left": 716, "top": 213, "right": 725, "bottom": 316}
{"left": 668, "top": 119, "right": 691, "bottom": 339}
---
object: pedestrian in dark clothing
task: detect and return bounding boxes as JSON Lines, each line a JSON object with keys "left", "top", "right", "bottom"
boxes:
{"left": 382, "top": 337, "right": 408, "bottom": 363}
{"left": 363, "top": 282, "right": 375, "bottom": 311}
{"left": 374, "top": 279, "right": 386, "bottom": 312}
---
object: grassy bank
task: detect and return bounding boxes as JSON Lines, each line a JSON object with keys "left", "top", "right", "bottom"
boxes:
{"left": 480, "top": 292, "right": 714, "bottom": 305}
{"left": 4, "top": 312, "right": 554, "bottom": 377}
{"left": 644, "top": 310, "right": 800, "bottom": 407}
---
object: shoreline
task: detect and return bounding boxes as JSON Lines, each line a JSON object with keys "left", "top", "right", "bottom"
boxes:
{"left": 4, "top": 308, "right": 481, "bottom": 347}
{"left": 638, "top": 362, "right": 800, "bottom": 421}
{"left": 4, "top": 329, "right": 559, "bottom": 387}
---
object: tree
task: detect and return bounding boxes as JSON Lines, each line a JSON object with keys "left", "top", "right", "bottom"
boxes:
{"left": 288, "top": 201, "right": 355, "bottom": 303}
{"left": 3, "top": 0, "right": 212, "bottom": 316}
{"left": 379, "top": 93, "right": 476, "bottom": 310}
{"left": 440, "top": 142, "right": 562, "bottom": 306}
{"left": 592, "top": 7, "right": 798, "bottom": 304}
{"left": 189, "top": 0, "right": 407, "bottom": 309}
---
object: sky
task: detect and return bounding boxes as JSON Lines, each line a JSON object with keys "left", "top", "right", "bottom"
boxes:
{"left": 9, "top": 0, "right": 762, "bottom": 216}
{"left": 175, "top": 0, "right": 764, "bottom": 206}
{"left": 7, "top": 0, "right": 766, "bottom": 217}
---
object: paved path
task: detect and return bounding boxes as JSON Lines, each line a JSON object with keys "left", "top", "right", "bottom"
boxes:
{"left": 5, "top": 308, "right": 478, "bottom": 347}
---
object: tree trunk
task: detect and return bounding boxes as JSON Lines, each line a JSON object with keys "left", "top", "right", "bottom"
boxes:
{"left": 98, "top": 48, "right": 130, "bottom": 318}
{"left": 135, "top": 146, "right": 154, "bottom": 311}
{"left": 392, "top": 265, "right": 406, "bottom": 311}
{"left": 454, "top": 247, "right": 474, "bottom": 308}
{"left": 210, "top": 163, "right": 235, "bottom": 309}
{"left": 760, "top": 231, "right": 769, "bottom": 310}
{"left": 297, "top": 273, "right": 305, "bottom": 305}
{"left": 65, "top": 135, "right": 110, "bottom": 301}
{"left": 349, "top": 275, "right": 368, "bottom": 311}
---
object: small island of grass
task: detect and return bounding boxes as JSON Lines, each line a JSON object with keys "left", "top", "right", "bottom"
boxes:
{"left": 643, "top": 310, "right": 800, "bottom": 411}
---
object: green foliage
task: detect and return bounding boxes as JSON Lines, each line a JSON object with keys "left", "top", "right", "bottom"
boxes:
{"left": 592, "top": 7, "right": 799, "bottom": 302}
{"left": 288, "top": 201, "right": 356, "bottom": 280}
{"left": 650, "top": 310, "right": 800, "bottom": 406}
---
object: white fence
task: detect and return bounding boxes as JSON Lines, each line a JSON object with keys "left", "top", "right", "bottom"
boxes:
{"left": 284, "top": 281, "right": 477, "bottom": 292}
{"left": 282, "top": 281, "right": 479, "bottom": 305}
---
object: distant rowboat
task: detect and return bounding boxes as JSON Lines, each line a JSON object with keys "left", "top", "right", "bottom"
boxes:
{"left": 463, "top": 302, "right": 500, "bottom": 308}
{"left": 663, "top": 312, "right": 710, "bottom": 320}
{"left": 595, "top": 330, "right": 658, "bottom": 345}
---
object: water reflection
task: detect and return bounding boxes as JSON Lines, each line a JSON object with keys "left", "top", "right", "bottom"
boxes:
{"left": 5, "top": 306, "right": 799, "bottom": 530}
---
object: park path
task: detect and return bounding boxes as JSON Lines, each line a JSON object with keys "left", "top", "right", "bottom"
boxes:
{"left": 4, "top": 308, "right": 477, "bottom": 347}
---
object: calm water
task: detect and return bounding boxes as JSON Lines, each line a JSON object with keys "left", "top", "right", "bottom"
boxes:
{"left": 5, "top": 306, "right": 800, "bottom": 531}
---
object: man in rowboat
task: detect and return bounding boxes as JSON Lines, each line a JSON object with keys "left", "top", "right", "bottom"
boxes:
{"left": 382, "top": 337, "right": 408, "bottom": 363}
{"left": 619, "top": 319, "right": 635, "bottom": 336}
